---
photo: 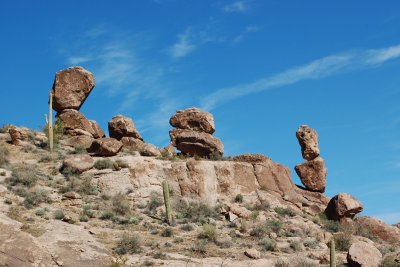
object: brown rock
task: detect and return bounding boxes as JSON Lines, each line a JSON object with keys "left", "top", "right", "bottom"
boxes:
{"left": 62, "top": 154, "right": 94, "bottom": 173}
{"left": 57, "top": 109, "right": 96, "bottom": 137}
{"left": 51, "top": 66, "right": 95, "bottom": 112}
{"left": 295, "top": 156, "right": 327, "bottom": 193}
{"left": 8, "top": 127, "right": 29, "bottom": 145}
{"left": 244, "top": 248, "right": 260, "bottom": 259}
{"left": 169, "top": 107, "right": 215, "bottom": 134}
{"left": 89, "top": 120, "right": 105, "bottom": 139}
{"left": 89, "top": 138, "right": 123, "bottom": 156}
{"left": 108, "top": 115, "right": 143, "bottom": 141}
{"left": 59, "top": 135, "right": 94, "bottom": 149}
{"left": 140, "top": 143, "right": 161, "bottom": 157}
{"left": 354, "top": 216, "right": 400, "bottom": 242}
{"left": 296, "top": 125, "right": 320, "bottom": 161}
{"left": 169, "top": 128, "right": 223, "bottom": 157}
{"left": 232, "top": 154, "right": 270, "bottom": 164}
{"left": 62, "top": 191, "right": 82, "bottom": 200}
{"left": 347, "top": 241, "right": 382, "bottom": 267}
{"left": 325, "top": 193, "right": 363, "bottom": 221}
{"left": 254, "top": 158, "right": 295, "bottom": 196}
{"left": 229, "top": 204, "right": 252, "bottom": 219}
{"left": 120, "top": 137, "right": 145, "bottom": 150}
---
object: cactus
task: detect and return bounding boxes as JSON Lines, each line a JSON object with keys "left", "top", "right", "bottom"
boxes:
{"left": 162, "top": 180, "right": 172, "bottom": 224}
{"left": 48, "top": 92, "right": 54, "bottom": 153}
{"left": 330, "top": 239, "right": 336, "bottom": 267}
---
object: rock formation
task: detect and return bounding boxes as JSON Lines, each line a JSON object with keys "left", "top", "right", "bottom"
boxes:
{"left": 347, "top": 241, "right": 382, "bottom": 267}
{"left": 88, "top": 137, "right": 123, "bottom": 156}
{"left": 294, "top": 125, "right": 327, "bottom": 193}
{"left": 8, "top": 127, "right": 29, "bottom": 146}
{"left": 325, "top": 193, "right": 363, "bottom": 221}
{"left": 62, "top": 154, "right": 95, "bottom": 173}
{"left": 108, "top": 115, "right": 143, "bottom": 141}
{"left": 169, "top": 108, "right": 224, "bottom": 157}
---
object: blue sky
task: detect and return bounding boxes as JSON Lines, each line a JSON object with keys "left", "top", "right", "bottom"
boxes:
{"left": 0, "top": 1, "right": 399, "bottom": 223}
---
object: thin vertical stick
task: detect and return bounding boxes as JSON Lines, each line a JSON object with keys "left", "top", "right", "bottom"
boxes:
{"left": 49, "top": 92, "right": 54, "bottom": 153}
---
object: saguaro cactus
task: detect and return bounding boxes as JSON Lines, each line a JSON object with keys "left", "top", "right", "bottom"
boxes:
{"left": 46, "top": 92, "right": 54, "bottom": 153}
{"left": 162, "top": 180, "right": 172, "bottom": 224}
{"left": 330, "top": 239, "right": 336, "bottom": 267}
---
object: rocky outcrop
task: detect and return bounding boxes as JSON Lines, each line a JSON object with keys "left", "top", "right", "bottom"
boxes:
{"left": 89, "top": 137, "right": 123, "bottom": 156}
{"left": 8, "top": 127, "right": 29, "bottom": 145}
{"left": 296, "top": 125, "right": 320, "bottom": 161}
{"left": 57, "top": 109, "right": 97, "bottom": 137}
{"left": 121, "top": 137, "right": 145, "bottom": 151}
{"left": 140, "top": 143, "right": 161, "bottom": 157}
{"left": 169, "top": 108, "right": 223, "bottom": 157}
{"left": 51, "top": 66, "right": 95, "bottom": 112}
{"left": 169, "top": 107, "right": 215, "bottom": 134}
{"left": 325, "top": 193, "right": 363, "bottom": 221}
{"left": 89, "top": 120, "right": 106, "bottom": 139}
{"left": 169, "top": 128, "right": 223, "bottom": 157}
{"left": 294, "top": 157, "right": 327, "bottom": 192}
{"left": 108, "top": 115, "right": 143, "bottom": 141}
{"left": 354, "top": 216, "right": 400, "bottom": 242}
{"left": 294, "top": 125, "right": 327, "bottom": 193}
{"left": 347, "top": 241, "right": 382, "bottom": 267}
{"left": 62, "top": 154, "right": 94, "bottom": 173}
{"left": 59, "top": 135, "right": 94, "bottom": 149}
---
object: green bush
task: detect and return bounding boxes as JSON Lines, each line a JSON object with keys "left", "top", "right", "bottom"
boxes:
{"left": 180, "top": 224, "right": 194, "bottom": 231}
{"left": 380, "top": 255, "right": 398, "bottom": 267}
{"left": 234, "top": 194, "right": 243, "bottom": 203}
{"left": 70, "top": 146, "right": 87, "bottom": 154}
{"left": 250, "top": 220, "right": 282, "bottom": 238}
{"left": 53, "top": 209, "right": 65, "bottom": 220}
{"left": 79, "top": 215, "right": 89, "bottom": 222}
{"left": 174, "top": 201, "right": 218, "bottom": 224}
{"left": 161, "top": 227, "right": 174, "bottom": 237}
{"left": 190, "top": 239, "right": 207, "bottom": 254}
{"left": 94, "top": 159, "right": 114, "bottom": 170}
{"left": 318, "top": 213, "right": 340, "bottom": 233}
{"left": 267, "top": 219, "right": 283, "bottom": 234}
{"left": 6, "top": 165, "right": 40, "bottom": 187}
{"left": 198, "top": 224, "right": 217, "bottom": 241}
{"left": 147, "top": 192, "right": 163, "bottom": 214}
{"left": 259, "top": 238, "right": 277, "bottom": 251}
{"left": 114, "top": 234, "right": 142, "bottom": 255}
{"left": 333, "top": 233, "right": 352, "bottom": 251}
{"left": 112, "top": 193, "right": 131, "bottom": 215}
{"left": 23, "top": 189, "right": 52, "bottom": 209}
{"left": 100, "top": 211, "right": 115, "bottom": 220}
{"left": 274, "top": 207, "right": 296, "bottom": 217}
{"left": 303, "top": 240, "right": 319, "bottom": 249}
{"left": 35, "top": 208, "right": 46, "bottom": 217}
{"left": 290, "top": 241, "right": 303, "bottom": 251}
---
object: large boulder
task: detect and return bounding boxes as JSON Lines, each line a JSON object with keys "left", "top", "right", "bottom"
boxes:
{"left": 296, "top": 125, "right": 320, "bottom": 161}
{"left": 294, "top": 157, "right": 327, "bottom": 193}
{"left": 120, "top": 136, "right": 145, "bottom": 150}
{"left": 8, "top": 127, "right": 29, "bottom": 145}
{"left": 347, "top": 241, "right": 382, "bottom": 267}
{"left": 62, "top": 154, "right": 94, "bottom": 173}
{"left": 89, "top": 120, "right": 105, "bottom": 139}
{"left": 52, "top": 66, "right": 95, "bottom": 112}
{"left": 57, "top": 109, "right": 96, "bottom": 137}
{"left": 169, "top": 107, "right": 215, "bottom": 134}
{"left": 325, "top": 193, "right": 363, "bottom": 221}
{"left": 169, "top": 129, "right": 223, "bottom": 157}
{"left": 108, "top": 115, "right": 143, "bottom": 141}
{"left": 354, "top": 216, "right": 400, "bottom": 242}
{"left": 89, "top": 137, "right": 123, "bottom": 156}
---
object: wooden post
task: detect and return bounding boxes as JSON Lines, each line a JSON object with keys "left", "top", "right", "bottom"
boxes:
{"left": 48, "top": 92, "right": 54, "bottom": 153}
{"left": 162, "top": 180, "right": 172, "bottom": 224}
{"left": 330, "top": 239, "right": 336, "bottom": 267}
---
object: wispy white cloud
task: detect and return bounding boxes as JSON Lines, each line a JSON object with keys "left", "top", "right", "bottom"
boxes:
{"left": 223, "top": 1, "right": 248, "bottom": 13}
{"left": 233, "top": 25, "right": 262, "bottom": 43}
{"left": 67, "top": 56, "right": 93, "bottom": 65}
{"left": 373, "top": 212, "right": 400, "bottom": 224}
{"left": 167, "top": 25, "right": 225, "bottom": 59}
{"left": 201, "top": 44, "right": 400, "bottom": 110}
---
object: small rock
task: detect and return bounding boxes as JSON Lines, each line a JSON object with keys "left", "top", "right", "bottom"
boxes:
{"left": 108, "top": 115, "right": 143, "bottom": 141}
{"left": 120, "top": 137, "right": 144, "bottom": 150}
{"left": 62, "top": 215, "right": 72, "bottom": 222}
{"left": 325, "top": 193, "right": 363, "bottom": 221}
{"left": 229, "top": 204, "right": 252, "bottom": 219}
{"left": 89, "top": 120, "right": 105, "bottom": 139}
{"left": 62, "top": 192, "right": 82, "bottom": 200}
{"left": 9, "top": 127, "right": 29, "bottom": 145}
{"left": 347, "top": 241, "right": 382, "bottom": 267}
{"left": 88, "top": 138, "right": 123, "bottom": 156}
{"left": 269, "top": 232, "right": 277, "bottom": 239}
{"left": 244, "top": 248, "right": 260, "bottom": 259}
{"left": 140, "top": 143, "right": 161, "bottom": 157}
{"left": 226, "top": 212, "right": 238, "bottom": 222}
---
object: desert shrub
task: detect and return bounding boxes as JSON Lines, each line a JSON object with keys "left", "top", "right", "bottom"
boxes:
{"left": 35, "top": 208, "right": 46, "bottom": 217}
{"left": 23, "top": 189, "right": 52, "bottom": 209}
{"left": 380, "top": 255, "right": 398, "bottom": 267}
{"left": 198, "top": 224, "right": 217, "bottom": 241}
{"left": 317, "top": 213, "right": 341, "bottom": 233}
{"left": 53, "top": 209, "right": 65, "bottom": 220}
{"left": 290, "top": 241, "right": 303, "bottom": 251}
{"left": 274, "top": 207, "right": 296, "bottom": 217}
{"left": 267, "top": 219, "right": 283, "bottom": 233}
{"left": 333, "top": 233, "right": 352, "bottom": 251}
{"left": 0, "top": 144, "right": 10, "bottom": 167}
{"left": 80, "top": 175, "right": 98, "bottom": 195}
{"left": 292, "top": 258, "right": 318, "bottom": 267}
{"left": 180, "top": 224, "right": 194, "bottom": 231}
{"left": 147, "top": 192, "right": 163, "bottom": 214}
{"left": 112, "top": 216, "right": 130, "bottom": 225}
{"left": 250, "top": 220, "right": 282, "bottom": 238}
{"left": 251, "top": 210, "right": 259, "bottom": 220}
{"left": 94, "top": 159, "right": 114, "bottom": 170}
{"left": 82, "top": 204, "right": 96, "bottom": 218}
{"left": 6, "top": 165, "right": 41, "bottom": 187}
{"left": 100, "top": 211, "right": 115, "bottom": 220}
{"left": 161, "top": 227, "right": 174, "bottom": 237}
{"left": 174, "top": 201, "right": 218, "bottom": 224}
{"left": 69, "top": 146, "right": 87, "bottom": 154}
{"left": 259, "top": 238, "right": 277, "bottom": 251}
{"left": 250, "top": 200, "right": 271, "bottom": 211}
{"left": 114, "top": 234, "right": 142, "bottom": 255}
{"left": 234, "top": 194, "right": 243, "bottom": 203}
{"left": 303, "top": 240, "right": 319, "bottom": 249}
{"left": 79, "top": 215, "right": 89, "bottom": 222}
{"left": 112, "top": 193, "right": 131, "bottom": 215}
{"left": 190, "top": 239, "right": 207, "bottom": 254}
{"left": 60, "top": 166, "right": 80, "bottom": 178}
{"left": 114, "top": 159, "right": 129, "bottom": 169}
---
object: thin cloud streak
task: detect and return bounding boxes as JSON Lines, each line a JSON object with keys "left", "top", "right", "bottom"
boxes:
{"left": 201, "top": 44, "right": 400, "bottom": 110}
{"left": 223, "top": 1, "right": 248, "bottom": 13}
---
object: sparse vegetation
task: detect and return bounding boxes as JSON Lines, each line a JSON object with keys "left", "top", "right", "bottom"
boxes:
{"left": 274, "top": 207, "right": 296, "bottom": 217}
{"left": 174, "top": 201, "right": 218, "bottom": 224}
{"left": 6, "top": 165, "right": 41, "bottom": 187}
{"left": 94, "top": 159, "right": 114, "bottom": 170}
{"left": 333, "top": 232, "right": 352, "bottom": 251}
{"left": 259, "top": 238, "right": 277, "bottom": 251}
{"left": 114, "top": 234, "right": 142, "bottom": 255}
{"left": 0, "top": 143, "right": 10, "bottom": 167}
{"left": 161, "top": 227, "right": 174, "bottom": 237}
{"left": 53, "top": 209, "right": 65, "bottom": 220}
{"left": 147, "top": 192, "right": 163, "bottom": 214}
{"left": 23, "top": 189, "right": 52, "bottom": 209}
{"left": 234, "top": 194, "right": 243, "bottom": 203}
{"left": 112, "top": 193, "right": 131, "bottom": 215}
{"left": 318, "top": 213, "right": 340, "bottom": 233}
{"left": 380, "top": 255, "right": 398, "bottom": 267}
{"left": 198, "top": 224, "right": 217, "bottom": 241}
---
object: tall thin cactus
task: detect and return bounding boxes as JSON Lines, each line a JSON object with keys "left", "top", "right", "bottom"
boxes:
{"left": 48, "top": 92, "right": 54, "bottom": 153}
{"left": 330, "top": 239, "right": 336, "bottom": 267}
{"left": 162, "top": 180, "right": 172, "bottom": 224}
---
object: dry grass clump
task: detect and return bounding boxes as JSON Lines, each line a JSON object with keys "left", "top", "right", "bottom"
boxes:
{"left": 0, "top": 143, "right": 10, "bottom": 167}
{"left": 114, "top": 234, "right": 142, "bottom": 255}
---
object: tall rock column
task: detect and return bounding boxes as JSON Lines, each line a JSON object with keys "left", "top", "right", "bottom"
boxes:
{"left": 294, "top": 125, "right": 327, "bottom": 193}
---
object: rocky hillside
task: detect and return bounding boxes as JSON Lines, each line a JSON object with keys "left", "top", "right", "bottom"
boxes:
{"left": 0, "top": 66, "right": 399, "bottom": 267}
